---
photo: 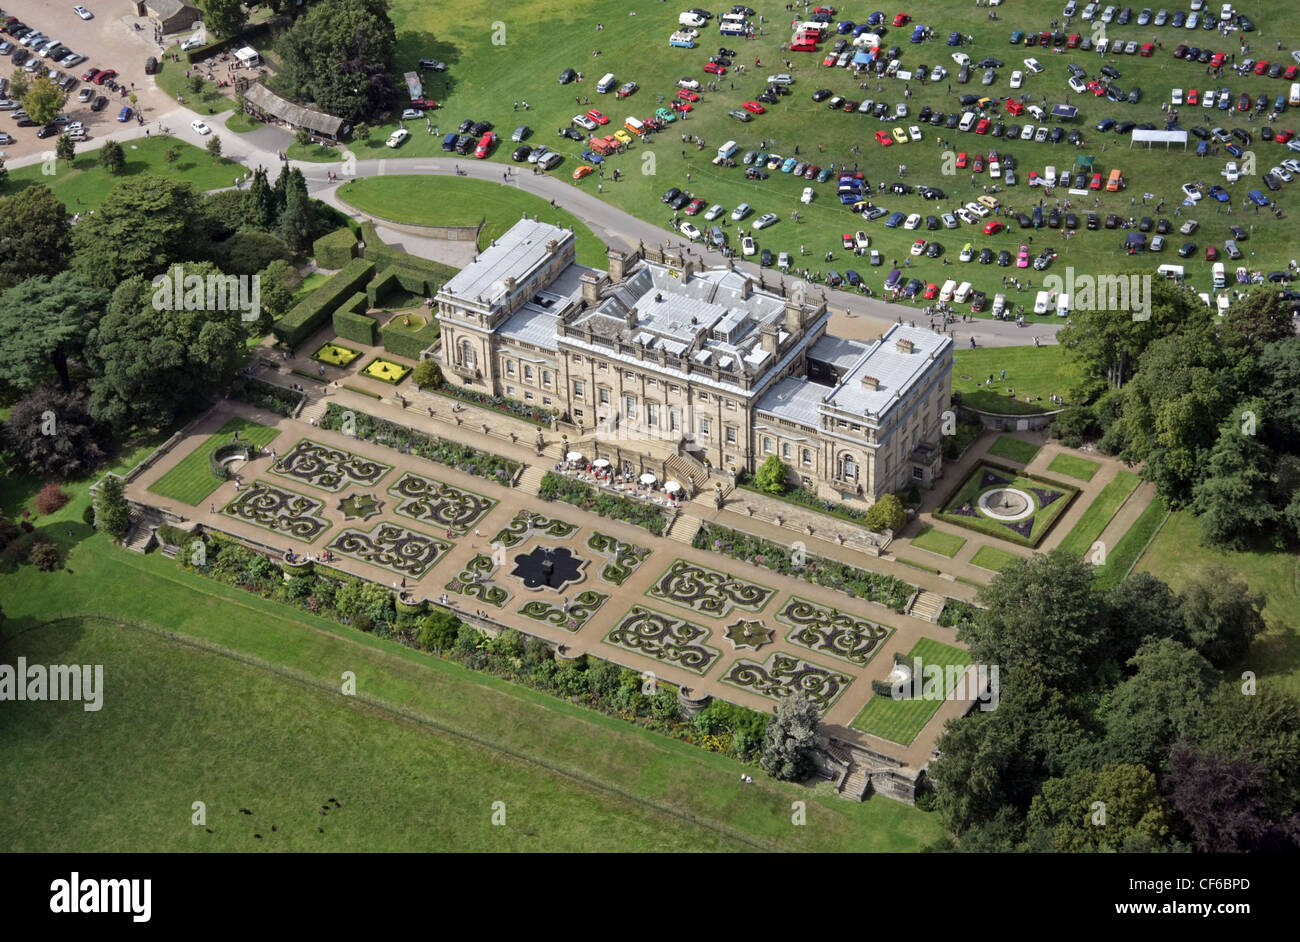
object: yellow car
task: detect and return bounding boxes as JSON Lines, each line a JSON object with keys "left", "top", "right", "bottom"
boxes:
{"left": 892, "top": 126, "right": 908, "bottom": 144}
{"left": 613, "top": 128, "right": 633, "bottom": 145}
{"left": 572, "top": 164, "right": 595, "bottom": 180}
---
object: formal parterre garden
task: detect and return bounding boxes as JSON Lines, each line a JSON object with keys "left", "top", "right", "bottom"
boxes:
{"left": 934, "top": 462, "right": 1079, "bottom": 548}
{"left": 313, "top": 342, "right": 364, "bottom": 367}
{"left": 148, "top": 418, "right": 280, "bottom": 506}
{"left": 362, "top": 357, "right": 412, "bottom": 385}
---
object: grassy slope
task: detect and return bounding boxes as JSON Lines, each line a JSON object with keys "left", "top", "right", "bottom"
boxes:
{"left": 1057, "top": 468, "right": 1140, "bottom": 556}
{"left": 148, "top": 417, "right": 279, "bottom": 506}
{"left": 380, "top": 0, "right": 1296, "bottom": 313}
{"left": 851, "top": 638, "right": 973, "bottom": 744}
{"left": 952, "top": 344, "right": 1077, "bottom": 413}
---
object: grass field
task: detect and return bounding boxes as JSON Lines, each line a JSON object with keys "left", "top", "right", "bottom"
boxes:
{"left": 986, "top": 435, "right": 1040, "bottom": 464}
{"left": 1056, "top": 469, "right": 1141, "bottom": 557}
{"left": 1093, "top": 494, "right": 1168, "bottom": 591}
{"left": 970, "top": 544, "right": 1023, "bottom": 573}
{"left": 373, "top": 0, "right": 1297, "bottom": 312}
{"left": 909, "top": 525, "right": 966, "bottom": 558}
{"left": 1137, "top": 511, "right": 1300, "bottom": 696}
{"left": 1047, "top": 452, "right": 1102, "bottom": 482}
{"left": 0, "top": 533, "right": 945, "bottom": 851}
{"left": 337, "top": 176, "right": 610, "bottom": 266}
{"left": 851, "top": 638, "right": 973, "bottom": 745}
{"left": 0, "top": 137, "right": 242, "bottom": 210}
{"left": 952, "top": 345, "right": 1078, "bottom": 414}
{"left": 288, "top": 141, "right": 345, "bottom": 163}
{"left": 148, "top": 418, "right": 280, "bottom": 506}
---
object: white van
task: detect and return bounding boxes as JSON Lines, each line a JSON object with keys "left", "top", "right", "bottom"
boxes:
{"left": 1216, "top": 292, "right": 1231, "bottom": 315}
{"left": 1212, "top": 261, "right": 1226, "bottom": 287}
{"left": 717, "top": 140, "right": 738, "bottom": 161}
{"left": 1290, "top": 82, "right": 1300, "bottom": 107}
{"left": 1171, "top": 88, "right": 1184, "bottom": 105}
{"left": 959, "top": 111, "right": 977, "bottom": 131}
{"left": 625, "top": 115, "right": 646, "bottom": 136}
{"left": 1033, "top": 290, "right": 1049, "bottom": 314}
{"left": 992, "top": 292, "right": 1007, "bottom": 316}
{"left": 679, "top": 12, "right": 707, "bottom": 28}
{"left": 596, "top": 73, "right": 617, "bottom": 93}
{"left": 721, "top": 12, "right": 747, "bottom": 26}
{"left": 1044, "top": 165, "right": 1057, "bottom": 186}
{"left": 954, "top": 281, "right": 973, "bottom": 303}
{"left": 721, "top": 21, "right": 747, "bottom": 36}
{"left": 1156, "top": 263, "right": 1185, "bottom": 279}
{"left": 795, "top": 21, "right": 828, "bottom": 35}
{"left": 940, "top": 279, "right": 958, "bottom": 301}
{"left": 1056, "top": 293, "right": 1070, "bottom": 317}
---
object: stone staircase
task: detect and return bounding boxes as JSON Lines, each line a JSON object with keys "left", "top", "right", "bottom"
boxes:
{"left": 667, "top": 514, "right": 701, "bottom": 546}
{"left": 516, "top": 465, "right": 548, "bottom": 495}
{"left": 122, "top": 505, "right": 164, "bottom": 554}
{"left": 839, "top": 764, "right": 872, "bottom": 801}
{"left": 299, "top": 397, "right": 329, "bottom": 426}
{"left": 908, "top": 590, "right": 947, "bottom": 623}
{"left": 665, "top": 452, "right": 709, "bottom": 491}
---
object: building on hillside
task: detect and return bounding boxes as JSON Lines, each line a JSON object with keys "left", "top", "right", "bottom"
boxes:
{"left": 431, "top": 219, "right": 952, "bottom": 505}
{"left": 142, "top": 0, "right": 203, "bottom": 35}
{"left": 241, "top": 82, "right": 351, "bottom": 143}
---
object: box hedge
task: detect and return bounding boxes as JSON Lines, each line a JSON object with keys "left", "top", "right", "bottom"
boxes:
{"left": 359, "top": 222, "right": 458, "bottom": 286}
{"left": 366, "top": 267, "right": 404, "bottom": 308}
{"left": 333, "top": 301, "right": 378, "bottom": 346}
{"left": 381, "top": 318, "right": 439, "bottom": 360}
{"left": 273, "top": 259, "right": 375, "bottom": 346}
{"left": 313, "top": 227, "right": 359, "bottom": 270}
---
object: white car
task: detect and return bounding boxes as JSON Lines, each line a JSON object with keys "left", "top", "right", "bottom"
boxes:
{"left": 704, "top": 203, "right": 725, "bottom": 221}
{"left": 952, "top": 52, "right": 970, "bottom": 66}
{"left": 572, "top": 114, "right": 597, "bottom": 131}
{"left": 753, "top": 212, "right": 779, "bottom": 229}
{"left": 1271, "top": 165, "right": 1294, "bottom": 182}
{"left": 679, "top": 221, "right": 702, "bottom": 241}
{"left": 180, "top": 36, "right": 206, "bottom": 51}
{"left": 386, "top": 128, "right": 410, "bottom": 148}
{"left": 777, "top": 251, "right": 791, "bottom": 268}
{"left": 909, "top": 125, "right": 922, "bottom": 141}
{"left": 741, "top": 235, "right": 756, "bottom": 256}
{"left": 190, "top": 119, "right": 211, "bottom": 135}
{"left": 732, "top": 202, "right": 752, "bottom": 221}
{"left": 1034, "top": 290, "right": 1050, "bottom": 313}
{"left": 73, "top": 6, "right": 93, "bottom": 19}
{"left": 1024, "top": 58, "right": 1044, "bottom": 74}
{"left": 401, "top": 108, "right": 424, "bottom": 120}
{"left": 903, "top": 212, "right": 921, "bottom": 229}
{"left": 1035, "top": 126, "right": 1049, "bottom": 142}
{"left": 1101, "top": 4, "right": 1116, "bottom": 22}
{"left": 678, "top": 77, "right": 701, "bottom": 90}
{"left": 965, "top": 201, "right": 990, "bottom": 217}
{"left": 1223, "top": 161, "right": 1240, "bottom": 182}
{"left": 959, "top": 243, "right": 974, "bottom": 262}
{"left": 956, "top": 207, "right": 977, "bottom": 224}
{"left": 854, "top": 230, "right": 870, "bottom": 249}
{"left": 1020, "top": 123, "right": 1036, "bottom": 140}
{"left": 77, "top": 87, "right": 93, "bottom": 102}
{"left": 1282, "top": 158, "right": 1300, "bottom": 175}
{"left": 1067, "top": 75, "right": 1085, "bottom": 94}
{"left": 800, "top": 186, "right": 815, "bottom": 204}
{"left": 1181, "top": 182, "right": 1202, "bottom": 201}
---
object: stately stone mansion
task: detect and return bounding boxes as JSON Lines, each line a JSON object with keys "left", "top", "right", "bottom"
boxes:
{"left": 431, "top": 220, "right": 952, "bottom": 505}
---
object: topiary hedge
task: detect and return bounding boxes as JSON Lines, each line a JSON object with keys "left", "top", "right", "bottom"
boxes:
{"left": 313, "top": 226, "right": 359, "bottom": 269}
{"left": 273, "top": 258, "right": 375, "bottom": 347}
{"left": 381, "top": 318, "right": 439, "bottom": 360}
{"left": 359, "top": 222, "right": 457, "bottom": 285}
{"left": 333, "top": 302, "right": 378, "bottom": 346}
{"left": 367, "top": 266, "right": 403, "bottom": 308}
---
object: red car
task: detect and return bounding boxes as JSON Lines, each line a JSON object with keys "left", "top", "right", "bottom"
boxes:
{"left": 1285, "top": 65, "right": 1298, "bottom": 80}
{"left": 983, "top": 220, "right": 1004, "bottom": 235}
{"left": 684, "top": 198, "right": 707, "bottom": 215}
{"left": 586, "top": 109, "right": 609, "bottom": 125}
{"left": 1087, "top": 80, "right": 1105, "bottom": 96}
{"left": 975, "top": 118, "right": 990, "bottom": 134}
{"left": 813, "top": 5, "right": 836, "bottom": 14}
{"left": 1205, "top": 245, "right": 1219, "bottom": 261}
{"left": 955, "top": 151, "right": 968, "bottom": 168}
{"left": 842, "top": 232, "right": 854, "bottom": 249}
{"left": 1209, "top": 52, "right": 1226, "bottom": 67}
{"left": 892, "top": 13, "right": 910, "bottom": 27}
{"left": 789, "top": 41, "right": 818, "bottom": 52}
{"left": 410, "top": 97, "right": 438, "bottom": 110}
{"left": 1090, "top": 173, "right": 1102, "bottom": 189}
{"left": 672, "top": 101, "right": 693, "bottom": 112}
{"left": 676, "top": 89, "right": 699, "bottom": 102}
{"left": 1067, "top": 34, "right": 1081, "bottom": 48}
{"left": 474, "top": 131, "right": 497, "bottom": 158}
{"left": 923, "top": 282, "right": 939, "bottom": 299}
{"left": 823, "top": 52, "right": 839, "bottom": 66}
{"left": 1276, "top": 129, "right": 1296, "bottom": 144}
{"left": 1237, "top": 93, "right": 1251, "bottom": 111}
{"left": 1140, "top": 43, "right": 1155, "bottom": 57}
{"left": 81, "top": 67, "right": 101, "bottom": 82}
{"left": 1187, "top": 88, "right": 1199, "bottom": 105}
{"left": 1006, "top": 98, "right": 1024, "bottom": 115}
{"left": 743, "top": 101, "right": 765, "bottom": 114}
{"left": 93, "top": 69, "right": 116, "bottom": 85}
{"left": 972, "top": 154, "right": 984, "bottom": 172}
{"left": 874, "top": 130, "right": 893, "bottom": 146}
{"left": 1254, "top": 60, "right": 1270, "bottom": 75}
{"left": 703, "top": 62, "right": 726, "bottom": 75}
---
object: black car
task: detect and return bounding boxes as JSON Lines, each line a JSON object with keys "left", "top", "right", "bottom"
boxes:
{"left": 669, "top": 192, "right": 691, "bottom": 210}
{"left": 419, "top": 58, "right": 448, "bottom": 72}
{"left": 712, "top": 55, "right": 732, "bottom": 67}
{"left": 1072, "top": 171, "right": 1087, "bottom": 189}
{"left": 90, "top": 96, "right": 107, "bottom": 112}
{"left": 979, "top": 247, "right": 994, "bottom": 264}
{"left": 457, "top": 118, "right": 474, "bottom": 134}
{"left": 15, "top": 116, "right": 36, "bottom": 127}
{"left": 718, "top": 47, "right": 737, "bottom": 57}
{"left": 1117, "top": 7, "right": 1132, "bottom": 25}
{"left": 1128, "top": 87, "right": 1141, "bottom": 104}
{"left": 1100, "top": 64, "right": 1121, "bottom": 79}
{"left": 891, "top": 182, "right": 914, "bottom": 194}
{"left": 903, "top": 277, "right": 923, "bottom": 297}
{"left": 689, "top": 7, "right": 713, "bottom": 18}
{"left": 1263, "top": 173, "right": 1281, "bottom": 191}
{"left": 661, "top": 186, "right": 682, "bottom": 204}
{"left": 920, "top": 186, "right": 946, "bottom": 199}
{"left": 930, "top": 111, "right": 946, "bottom": 126}
{"left": 997, "top": 249, "right": 1012, "bottom": 266}
{"left": 36, "top": 124, "right": 57, "bottom": 139}
{"left": 918, "top": 105, "right": 933, "bottom": 121}
{"left": 1006, "top": 123, "right": 1021, "bottom": 138}
{"left": 1139, "top": 216, "right": 1153, "bottom": 232}
{"left": 826, "top": 270, "right": 843, "bottom": 287}
{"left": 992, "top": 123, "right": 1005, "bottom": 137}
{"left": 925, "top": 241, "right": 943, "bottom": 258}
{"left": 1086, "top": 212, "right": 1099, "bottom": 230}
{"left": 558, "top": 127, "right": 582, "bottom": 140}
{"left": 1048, "top": 208, "right": 1061, "bottom": 228}
{"left": 1016, "top": 212, "right": 1031, "bottom": 228}
{"left": 959, "top": 93, "right": 980, "bottom": 106}
{"left": 559, "top": 68, "right": 577, "bottom": 84}
{"left": 756, "top": 91, "right": 777, "bottom": 104}
{"left": 945, "top": 113, "right": 960, "bottom": 128}
{"left": 1105, "top": 214, "right": 1120, "bottom": 229}
{"left": 744, "top": 167, "right": 768, "bottom": 180}
{"left": 1190, "top": 125, "right": 1211, "bottom": 140}
{"left": 1178, "top": 242, "right": 1196, "bottom": 257}
{"left": 926, "top": 215, "right": 940, "bottom": 230}
{"left": 812, "top": 88, "right": 833, "bottom": 102}
{"left": 1262, "top": 126, "right": 1275, "bottom": 142}
{"left": 1068, "top": 129, "right": 1083, "bottom": 145}
{"left": 1065, "top": 213, "right": 1079, "bottom": 229}
{"left": 471, "top": 120, "right": 493, "bottom": 135}
{"left": 1232, "top": 128, "right": 1251, "bottom": 145}
{"left": 511, "top": 145, "right": 531, "bottom": 161}
{"left": 1049, "top": 127, "right": 1064, "bottom": 143}
{"left": 454, "top": 135, "right": 475, "bottom": 154}
{"left": 760, "top": 248, "right": 774, "bottom": 267}
{"left": 1229, "top": 225, "right": 1248, "bottom": 241}
{"left": 1116, "top": 120, "right": 1137, "bottom": 134}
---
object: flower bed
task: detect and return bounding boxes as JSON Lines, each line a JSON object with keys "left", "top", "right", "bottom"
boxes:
{"left": 227, "top": 377, "right": 304, "bottom": 417}
{"left": 320, "top": 403, "right": 520, "bottom": 486}
{"left": 736, "top": 474, "right": 874, "bottom": 526}
{"left": 361, "top": 357, "right": 411, "bottom": 385}
{"left": 312, "top": 341, "right": 363, "bottom": 367}
{"left": 692, "top": 521, "right": 916, "bottom": 613}
{"left": 431, "top": 382, "right": 555, "bottom": 427}
{"left": 934, "top": 461, "right": 1079, "bottom": 548}
{"left": 537, "top": 471, "right": 669, "bottom": 536}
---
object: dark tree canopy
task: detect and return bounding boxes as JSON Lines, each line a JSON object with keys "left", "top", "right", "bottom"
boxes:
{"left": 275, "top": 0, "right": 398, "bottom": 124}
{"left": 72, "top": 178, "right": 204, "bottom": 289}
{"left": 3, "top": 385, "right": 109, "bottom": 479}
{"left": 0, "top": 184, "right": 72, "bottom": 289}
{"left": 0, "top": 271, "right": 109, "bottom": 391}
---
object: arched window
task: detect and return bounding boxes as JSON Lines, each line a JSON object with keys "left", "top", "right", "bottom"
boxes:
{"left": 460, "top": 340, "right": 476, "bottom": 369}
{"left": 801, "top": 448, "right": 811, "bottom": 466}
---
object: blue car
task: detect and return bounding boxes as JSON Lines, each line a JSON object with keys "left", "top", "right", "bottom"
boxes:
{"left": 781, "top": 156, "right": 798, "bottom": 173}
{"left": 846, "top": 269, "right": 862, "bottom": 286}
{"left": 1225, "top": 143, "right": 1242, "bottom": 157}
{"left": 885, "top": 211, "right": 905, "bottom": 228}
{"left": 839, "top": 191, "right": 862, "bottom": 204}
{"left": 1247, "top": 189, "right": 1270, "bottom": 207}
{"left": 1196, "top": 139, "right": 1209, "bottom": 156}
{"left": 911, "top": 25, "right": 926, "bottom": 42}
{"left": 866, "top": 12, "right": 884, "bottom": 26}
{"left": 117, "top": 106, "right": 132, "bottom": 122}
{"left": 1208, "top": 185, "right": 1230, "bottom": 202}
{"left": 837, "top": 21, "right": 855, "bottom": 34}
{"left": 580, "top": 149, "right": 603, "bottom": 164}
{"left": 947, "top": 31, "right": 962, "bottom": 45}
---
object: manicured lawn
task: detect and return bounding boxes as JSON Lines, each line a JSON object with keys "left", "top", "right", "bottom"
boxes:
{"left": 362, "top": 357, "right": 412, "bottom": 384}
{"left": 337, "top": 176, "right": 610, "bottom": 267}
{"left": 1047, "top": 453, "right": 1102, "bottom": 482}
{"left": 909, "top": 525, "right": 966, "bottom": 558}
{"left": 1137, "top": 510, "right": 1300, "bottom": 696}
{"left": 935, "top": 461, "right": 1079, "bottom": 548}
{"left": 224, "top": 112, "right": 263, "bottom": 133}
{"left": 970, "top": 544, "right": 1023, "bottom": 573}
{"left": 153, "top": 49, "right": 237, "bottom": 114}
{"left": 952, "top": 345, "right": 1078, "bottom": 415}
{"left": 0, "top": 137, "right": 242, "bottom": 210}
{"left": 0, "top": 535, "right": 945, "bottom": 852}
{"left": 1056, "top": 470, "right": 1141, "bottom": 558}
{"left": 148, "top": 418, "right": 280, "bottom": 506}
{"left": 288, "top": 141, "right": 345, "bottom": 163}
{"left": 986, "top": 435, "right": 1040, "bottom": 464}
{"left": 851, "top": 639, "right": 973, "bottom": 745}
{"left": 313, "top": 342, "right": 364, "bottom": 366}
{"left": 1093, "top": 495, "right": 1168, "bottom": 591}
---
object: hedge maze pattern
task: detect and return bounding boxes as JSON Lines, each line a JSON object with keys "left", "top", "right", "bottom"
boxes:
{"left": 388, "top": 471, "right": 497, "bottom": 534}
{"left": 222, "top": 481, "right": 331, "bottom": 543}
{"left": 326, "top": 522, "right": 450, "bottom": 577}
{"left": 603, "top": 606, "right": 720, "bottom": 674}
{"left": 646, "top": 558, "right": 775, "bottom": 617}
{"left": 518, "top": 590, "right": 609, "bottom": 632}
{"left": 491, "top": 510, "right": 578, "bottom": 548}
{"left": 271, "top": 439, "right": 391, "bottom": 493}
{"left": 586, "top": 531, "right": 651, "bottom": 586}
{"left": 722, "top": 652, "right": 853, "bottom": 715}
{"left": 775, "top": 596, "right": 894, "bottom": 668}
{"left": 444, "top": 553, "right": 510, "bottom": 608}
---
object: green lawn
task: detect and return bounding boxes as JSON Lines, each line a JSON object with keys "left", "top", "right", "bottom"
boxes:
{"left": 986, "top": 435, "right": 1040, "bottom": 464}
{"left": 1137, "top": 511, "right": 1300, "bottom": 696}
{"left": 969, "top": 544, "right": 1023, "bottom": 574}
{"left": 851, "top": 639, "right": 973, "bottom": 745}
{"left": 148, "top": 418, "right": 280, "bottom": 506}
{"left": 224, "top": 112, "right": 263, "bottom": 134}
{"left": 154, "top": 48, "right": 237, "bottom": 114}
{"left": 0, "top": 137, "right": 242, "bottom": 210}
{"left": 288, "top": 141, "right": 345, "bottom": 163}
{"left": 1047, "top": 453, "right": 1102, "bottom": 482}
{"left": 372, "top": 0, "right": 1297, "bottom": 309}
{"left": 1056, "top": 470, "right": 1141, "bottom": 558}
{"left": 935, "top": 462, "right": 1079, "bottom": 548}
{"left": 0, "top": 533, "right": 945, "bottom": 851}
{"left": 909, "top": 525, "right": 966, "bottom": 559}
{"left": 952, "top": 345, "right": 1078, "bottom": 415}
{"left": 1093, "top": 495, "right": 1168, "bottom": 591}
{"left": 337, "top": 176, "right": 609, "bottom": 267}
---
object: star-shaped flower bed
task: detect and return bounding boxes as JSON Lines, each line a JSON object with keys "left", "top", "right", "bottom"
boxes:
{"left": 724, "top": 619, "right": 774, "bottom": 651}
{"left": 338, "top": 493, "right": 384, "bottom": 521}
